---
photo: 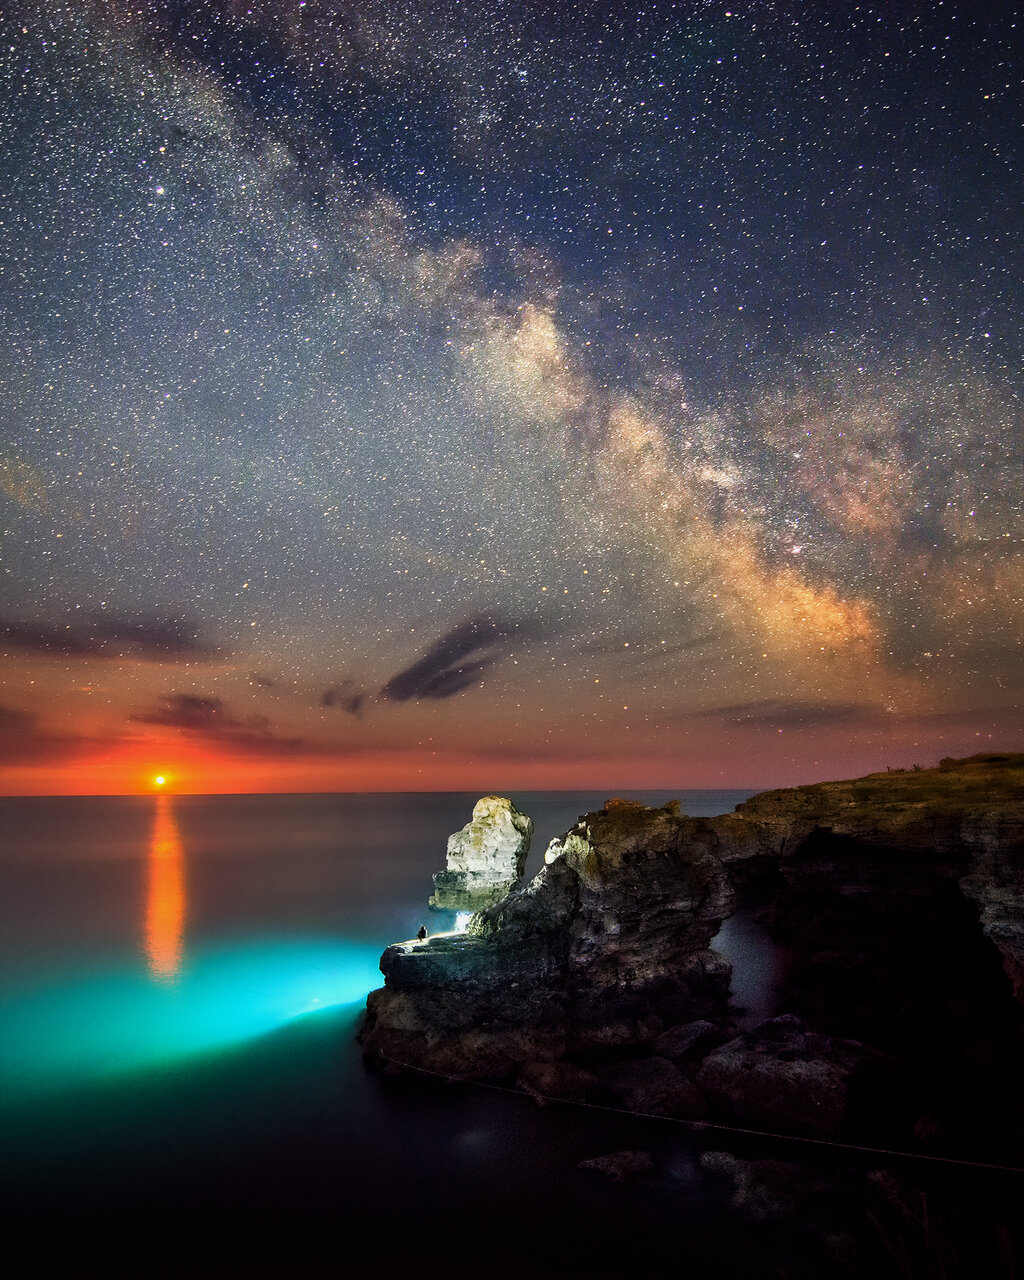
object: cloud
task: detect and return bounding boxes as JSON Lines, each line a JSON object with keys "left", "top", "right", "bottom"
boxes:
{"left": 321, "top": 681, "right": 367, "bottom": 716}
{"left": 131, "top": 694, "right": 305, "bottom": 755}
{"left": 0, "top": 704, "right": 54, "bottom": 762}
{"left": 0, "top": 703, "right": 104, "bottom": 764}
{"left": 379, "top": 615, "right": 543, "bottom": 702}
{"left": 0, "top": 616, "right": 222, "bottom": 662}
{"left": 700, "top": 700, "right": 868, "bottom": 730}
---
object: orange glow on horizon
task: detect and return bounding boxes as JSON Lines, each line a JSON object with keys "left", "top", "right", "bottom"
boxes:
{"left": 0, "top": 737, "right": 969, "bottom": 795}
{"left": 145, "top": 794, "right": 185, "bottom": 982}
{"left": 0, "top": 726, "right": 998, "bottom": 796}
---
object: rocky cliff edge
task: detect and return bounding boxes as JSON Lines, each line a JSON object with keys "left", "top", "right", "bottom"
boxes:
{"left": 361, "top": 753, "right": 1024, "bottom": 1155}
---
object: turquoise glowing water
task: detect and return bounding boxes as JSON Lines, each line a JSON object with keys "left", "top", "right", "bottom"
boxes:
{"left": 2, "top": 936, "right": 383, "bottom": 1093}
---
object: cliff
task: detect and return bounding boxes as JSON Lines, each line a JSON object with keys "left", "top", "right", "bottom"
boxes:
{"left": 361, "top": 753, "right": 1024, "bottom": 1156}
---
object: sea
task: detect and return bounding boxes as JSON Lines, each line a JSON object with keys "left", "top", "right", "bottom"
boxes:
{"left": 1, "top": 792, "right": 1017, "bottom": 1275}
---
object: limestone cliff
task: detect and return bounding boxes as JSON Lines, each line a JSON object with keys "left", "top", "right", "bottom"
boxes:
{"left": 362, "top": 754, "right": 1024, "bottom": 1155}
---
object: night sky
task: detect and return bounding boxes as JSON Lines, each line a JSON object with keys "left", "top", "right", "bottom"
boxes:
{"left": 1, "top": 0, "right": 1020, "bottom": 794}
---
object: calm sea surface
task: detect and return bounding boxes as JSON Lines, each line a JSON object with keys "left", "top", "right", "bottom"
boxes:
{"left": 1, "top": 791, "right": 1008, "bottom": 1274}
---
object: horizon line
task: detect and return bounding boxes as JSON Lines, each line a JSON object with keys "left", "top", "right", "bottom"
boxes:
{"left": 0, "top": 783, "right": 764, "bottom": 799}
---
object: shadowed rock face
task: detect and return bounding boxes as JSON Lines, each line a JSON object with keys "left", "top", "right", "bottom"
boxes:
{"left": 708, "top": 753, "right": 1024, "bottom": 1018}
{"left": 362, "top": 754, "right": 1024, "bottom": 1154}
{"left": 960, "top": 807, "right": 1024, "bottom": 1006}
{"left": 428, "top": 795, "right": 533, "bottom": 912}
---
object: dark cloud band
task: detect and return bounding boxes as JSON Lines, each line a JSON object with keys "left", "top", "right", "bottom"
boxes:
{"left": 0, "top": 616, "right": 220, "bottom": 662}
{"left": 131, "top": 693, "right": 305, "bottom": 756}
{"left": 379, "top": 615, "right": 543, "bottom": 703}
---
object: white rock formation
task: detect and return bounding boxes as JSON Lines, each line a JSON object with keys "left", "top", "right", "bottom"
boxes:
{"left": 429, "top": 795, "right": 533, "bottom": 911}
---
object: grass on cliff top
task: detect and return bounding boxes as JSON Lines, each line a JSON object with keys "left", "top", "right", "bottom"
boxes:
{"left": 741, "top": 752, "right": 1024, "bottom": 818}
{"left": 576, "top": 755, "right": 1023, "bottom": 833}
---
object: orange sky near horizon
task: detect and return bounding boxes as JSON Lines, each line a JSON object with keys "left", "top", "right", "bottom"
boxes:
{"left": 0, "top": 724, "right": 1013, "bottom": 797}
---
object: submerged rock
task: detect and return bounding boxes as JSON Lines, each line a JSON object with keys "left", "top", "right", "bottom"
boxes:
{"left": 700, "top": 1151, "right": 831, "bottom": 1221}
{"left": 578, "top": 1150, "right": 653, "bottom": 1181}
{"left": 429, "top": 795, "right": 533, "bottom": 912}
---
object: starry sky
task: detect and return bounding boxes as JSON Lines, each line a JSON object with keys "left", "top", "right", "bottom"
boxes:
{"left": 0, "top": 0, "right": 1020, "bottom": 794}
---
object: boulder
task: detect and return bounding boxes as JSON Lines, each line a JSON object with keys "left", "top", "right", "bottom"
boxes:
{"left": 599, "top": 1055, "right": 709, "bottom": 1119}
{"left": 518, "top": 1059, "right": 599, "bottom": 1104}
{"left": 696, "top": 1015, "right": 868, "bottom": 1137}
{"left": 700, "top": 1152, "right": 831, "bottom": 1222}
{"left": 473, "top": 798, "right": 735, "bottom": 1018}
{"left": 653, "top": 1019, "right": 721, "bottom": 1063}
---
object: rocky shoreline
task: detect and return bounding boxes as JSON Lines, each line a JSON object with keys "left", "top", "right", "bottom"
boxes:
{"left": 361, "top": 753, "right": 1024, "bottom": 1162}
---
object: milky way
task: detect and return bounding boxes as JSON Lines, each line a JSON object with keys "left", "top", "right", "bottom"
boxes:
{"left": 0, "top": 1, "right": 1020, "bottom": 791}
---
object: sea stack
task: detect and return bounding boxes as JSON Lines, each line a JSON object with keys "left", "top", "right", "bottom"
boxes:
{"left": 365, "top": 796, "right": 736, "bottom": 1079}
{"left": 428, "top": 794, "right": 533, "bottom": 912}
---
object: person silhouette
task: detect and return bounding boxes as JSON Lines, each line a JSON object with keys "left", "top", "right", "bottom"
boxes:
{"left": 416, "top": 924, "right": 427, "bottom": 941}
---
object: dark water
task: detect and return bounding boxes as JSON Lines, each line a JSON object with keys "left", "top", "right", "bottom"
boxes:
{"left": 1, "top": 792, "right": 1016, "bottom": 1275}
